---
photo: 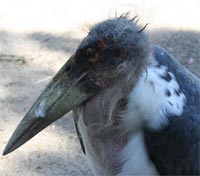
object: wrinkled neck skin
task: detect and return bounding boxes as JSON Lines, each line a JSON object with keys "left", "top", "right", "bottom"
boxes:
{"left": 73, "top": 57, "right": 147, "bottom": 175}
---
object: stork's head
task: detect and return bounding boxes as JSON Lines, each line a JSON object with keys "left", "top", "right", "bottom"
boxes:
{"left": 74, "top": 16, "right": 149, "bottom": 89}
{"left": 3, "top": 16, "right": 150, "bottom": 155}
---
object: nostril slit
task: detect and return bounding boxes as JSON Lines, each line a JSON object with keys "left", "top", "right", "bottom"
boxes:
{"left": 65, "top": 64, "right": 72, "bottom": 72}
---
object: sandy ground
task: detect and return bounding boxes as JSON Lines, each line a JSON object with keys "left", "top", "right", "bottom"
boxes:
{"left": 0, "top": 0, "right": 199, "bottom": 175}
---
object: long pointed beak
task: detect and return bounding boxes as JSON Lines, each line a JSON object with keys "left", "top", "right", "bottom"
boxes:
{"left": 3, "top": 57, "right": 95, "bottom": 155}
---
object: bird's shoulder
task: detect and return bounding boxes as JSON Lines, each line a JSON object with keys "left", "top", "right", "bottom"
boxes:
{"left": 143, "top": 46, "right": 200, "bottom": 175}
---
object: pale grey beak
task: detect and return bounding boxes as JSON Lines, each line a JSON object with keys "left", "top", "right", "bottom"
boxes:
{"left": 3, "top": 57, "right": 96, "bottom": 155}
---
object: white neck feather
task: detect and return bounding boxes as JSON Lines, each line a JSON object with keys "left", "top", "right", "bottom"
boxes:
{"left": 122, "top": 60, "right": 186, "bottom": 132}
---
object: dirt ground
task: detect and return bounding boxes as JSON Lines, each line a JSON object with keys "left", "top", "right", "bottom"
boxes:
{"left": 0, "top": 0, "right": 199, "bottom": 176}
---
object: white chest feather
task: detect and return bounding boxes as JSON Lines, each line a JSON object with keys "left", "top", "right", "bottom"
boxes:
{"left": 118, "top": 132, "right": 158, "bottom": 175}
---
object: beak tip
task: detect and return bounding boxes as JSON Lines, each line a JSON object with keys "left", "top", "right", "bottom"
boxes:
{"left": 3, "top": 151, "right": 8, "bottom": 156}
{"left": 3, "top": 146, "right": 11, "bottom": 156}
{"left": 3, "top": 138, "right": 19, "bottom": 156}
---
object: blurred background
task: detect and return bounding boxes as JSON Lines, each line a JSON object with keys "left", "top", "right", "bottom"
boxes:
{"left": 0, "top": 0, "right": 199, "bottom": 175}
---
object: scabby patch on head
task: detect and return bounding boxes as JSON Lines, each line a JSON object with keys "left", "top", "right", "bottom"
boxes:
{"left": 98, "top": 39, "right": 106, "bottom": 49}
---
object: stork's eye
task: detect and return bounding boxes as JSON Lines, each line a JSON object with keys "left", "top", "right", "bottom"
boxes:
{"left": 86, "top": 47, "right": 96, "bottom": 58}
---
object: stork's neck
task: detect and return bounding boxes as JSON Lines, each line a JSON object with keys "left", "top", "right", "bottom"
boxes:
{"left": 76, "top": 55, "right": 187, "bottom": 175}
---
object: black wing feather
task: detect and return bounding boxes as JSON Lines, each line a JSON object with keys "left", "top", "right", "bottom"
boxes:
{"left": 73, "top": 110, "right": 86, "bottom": 155}
{"left": 144, "top": 46, "right": 200, "bottom": 175}
{"left": 74, "top": 121, "right": 86, "bottom": 154}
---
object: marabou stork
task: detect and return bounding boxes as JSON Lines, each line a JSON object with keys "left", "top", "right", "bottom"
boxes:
{"left": 3, "top": 15, "right": 200, "bottom": 175}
